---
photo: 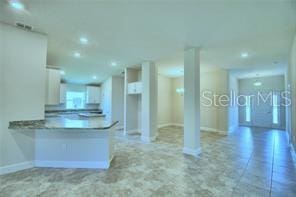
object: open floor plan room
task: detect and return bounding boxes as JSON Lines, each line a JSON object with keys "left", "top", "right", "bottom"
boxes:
{"left": 0, "top": 0, "right": 296, "bottom": 196}
{"left": 1, "top": 127, "right": 295, "bottom": 196}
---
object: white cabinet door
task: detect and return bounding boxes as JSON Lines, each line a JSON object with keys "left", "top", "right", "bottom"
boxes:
{"left": 128, "top": 82, "right": 142, "bottom": 94}
{"left": 128, "top": 83, "right": 136, "bottom": 94}
{"left": 93, "top": 87, "right": 101, "bottom": 104}
{"left": 86, "top": 86, "right": 101, "bottom": 104}
{"left": 45, "top": 68, "right": 61, "bottom": 105}
{"left": 135, "top": 82, "right": 142, "bottom": 94}
{"left": 59, "top": 83, "right": 67, "bottom": 104}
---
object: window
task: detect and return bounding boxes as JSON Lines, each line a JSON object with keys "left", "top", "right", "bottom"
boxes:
{"left": 245, "top": 95, "right": 251, "bottom": 122}
{"left": 66, "top": 91, "right": 85, "bottom": 109}
{"left": 272, "top": 93, "right": 279, "bottom": 124}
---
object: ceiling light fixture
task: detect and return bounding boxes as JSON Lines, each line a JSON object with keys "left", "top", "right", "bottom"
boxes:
{"left": 176, "top": 88, "right": 184, "bottom": 95}
{"left": 241, "top": 52, "right": 249, "bottom": 58}
{"left": 74, "top": 52, "right": 81, "bottom": 58}
{"left": 8, "top": 0, "right": 25, "bottom": 10}
{"left": 254, "top": 81, "right": 262, "bottom": 86}
{"left": 93, "top": 76, "right": 97, "bottom": 80}
{"left": 79, "top": 37, "right": 88, "bottom": 45}
{"left": 253, "top": 74, "right": 262, "bottom": 86}
{"left": 111, "top": 62, "right": 117, "bottom": 67}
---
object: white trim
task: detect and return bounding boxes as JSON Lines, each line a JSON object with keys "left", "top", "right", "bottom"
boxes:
{"left": 201, "top": 127, "right": 228, "bottom": 135}
{"left": 157, "top": 124, "right": 228, "bottom": 135}
{"left": 124, "top": 129, "right": 140, "bottom": 135}
{"left": 158, "top": 123, "right": 174, "bottom": 128}
{"left": 141, "top": 135, "right": 156, "bottom": 143}
{"left": 0, "top": 161, "right": 34, "bottom": 175}
{"left": 183, "top": 147, "right": 201, "bottom": 157}
{"left": 290, "top": 144, "right": 296, "bottom": 162}
{"left": 35, "top": 160, "right": 110, "bottom": 169}
{"left": 201, "top": 127, "right": 217, "bottom": 132}
{"left": 171, "top": 123, "right": 184, "bottom": 127}
{"left": 286, "top": 130, "right": 290, "bottom": 144}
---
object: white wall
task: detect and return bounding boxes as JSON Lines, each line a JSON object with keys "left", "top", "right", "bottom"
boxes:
{"left": 124, "top": 68, "right": 141, "bottom": 133}
{"left": 288, "top": 33, "right": 296, "bottom": 149}
{"left": 169, "top": 69, "right": 229, "bottom": 132}
{"left": 171, "top": 77, "right": 184, "bottom": 125}
{"left": 111, "top": 76, "right": 124, "bottom": 128}
{"left": 101, "top": 76, "right": 124, "bottom": 128}
{"left": 157, "top": 75, "right": 172, "bottom": 126}
{"left": 0, "top": 27, "right": 4, "bottom": 166}
{"left": 0, "top": 23, "right": 47, "bottom": 170}
{"left": 228, "top": 72, "right": 239, "bottom": 132}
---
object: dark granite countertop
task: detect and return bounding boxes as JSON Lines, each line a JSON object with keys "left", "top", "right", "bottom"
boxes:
{"left": 45, "top": 109, "right": 102, "bottom": 114}
{"left": 9, "top": 114, "right": 118, "bottom": 130}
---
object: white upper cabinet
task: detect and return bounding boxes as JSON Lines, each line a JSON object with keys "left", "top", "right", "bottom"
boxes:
{"left": 45, "top": 68, "right": 61, "bottom": 105}
{"left": 59, "top": 83, "right": 67, "bottom": 104}
{"left": 86, "top": 86, "right": 101, "bottom": 104}
{"left": 128, "top": 81, "right": 142, "bottom": 94}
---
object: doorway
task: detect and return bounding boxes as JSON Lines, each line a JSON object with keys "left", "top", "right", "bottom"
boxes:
{"left": 238, "top": 75, "right": 285, "bottom": 130}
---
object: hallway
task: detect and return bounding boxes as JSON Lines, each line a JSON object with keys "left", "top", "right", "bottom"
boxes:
{"left": 0, "top": 127, "right": 295, "bottom": 196}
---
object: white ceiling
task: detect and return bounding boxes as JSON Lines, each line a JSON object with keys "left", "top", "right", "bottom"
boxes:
{"left": 1, "top": 0, "right": 295, "bottom": 83}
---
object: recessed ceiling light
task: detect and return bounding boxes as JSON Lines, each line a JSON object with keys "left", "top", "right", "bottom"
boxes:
{"left": 111, "top": 62, "right": 117, "bottom": 67}
{"left": 254, "top": 81, "right": 262, "bottom": 86}
{"left": 74, "top": 52, "right": 81, "bottom": 58}
{"left": 60, "top": 70, "right": 65, "bottom": 75}
{"left": 93, "top": 76, "right": 97, "bottom": 80}
{"left": 241, "top": 52, "right": 249, "bottom": 58}
{"left": 79, "top": 37, "right": 88, "bottom": 44}
{"left": 9, "top": 0, "right": 25, "bottom": 10}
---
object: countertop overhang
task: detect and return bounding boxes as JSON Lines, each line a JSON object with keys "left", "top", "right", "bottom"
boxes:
{"left": 9, "top": 114, "right": 118, "bottom": 130}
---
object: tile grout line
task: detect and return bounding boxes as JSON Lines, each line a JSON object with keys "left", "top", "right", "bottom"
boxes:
{"left": 231, "top": 148, "right": 254, "bottom": 195}
{"left": 269, "top": 135, "right": 275, "bottom": 197}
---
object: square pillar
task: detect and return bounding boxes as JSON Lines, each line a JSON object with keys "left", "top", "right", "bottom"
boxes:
{"left": 183, "top": 47, "right": 201, "bottom": 157}
{"left": 141, "top": 61, "right": 158, "bottom": 142}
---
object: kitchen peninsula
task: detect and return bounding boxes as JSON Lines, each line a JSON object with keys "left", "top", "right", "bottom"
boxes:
{"left": 9, "top": 113, "right": 118, "bottom": 169}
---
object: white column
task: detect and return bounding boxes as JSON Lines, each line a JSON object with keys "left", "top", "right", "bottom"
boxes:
{"left": 183, "top": 47, "right": 201, "bottom": 157}
{"left": 141, "top": 61, "right": 158, "bottom": 142}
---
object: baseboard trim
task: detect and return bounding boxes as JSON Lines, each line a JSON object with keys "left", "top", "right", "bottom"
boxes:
{"left": 0, "top": 161, "right": 34, "bottom": 176}
{"left": 158, "top": 124, "right": 227, "bottom": 134}
{"left": 141, "top": 135, "right": 156, "bottom": 143}
{"left": 35, "top": 160, "right": 110, "bottom": 169}
{"left": 201, "top": 127, "right": 217, "bottom": 132}
{"left": 290, "top": 144, "right": 296, "bottom": 162}
{"left": 183, "top": 147, "right": 201, "bottom": 157}
{"left": 124, "top": 129, "right": 140, "bottom": 135}
{"left": 158, "top": 123, "right": 175, "bottom": 128}
{"left": 171, "top": 123, "right": 184, "bottom": 127}
{"left": 201, "top": 127, "right": 228, "bottom": 135}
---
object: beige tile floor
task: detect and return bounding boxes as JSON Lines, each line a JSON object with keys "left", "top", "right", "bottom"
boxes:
{"left": 0, "top": 126, "right": 295, "bottom": 197}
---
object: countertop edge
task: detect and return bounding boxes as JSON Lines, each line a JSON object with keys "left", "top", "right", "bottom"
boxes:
{"left": 8, "top": 120, "right": 119, "bottom": 130}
